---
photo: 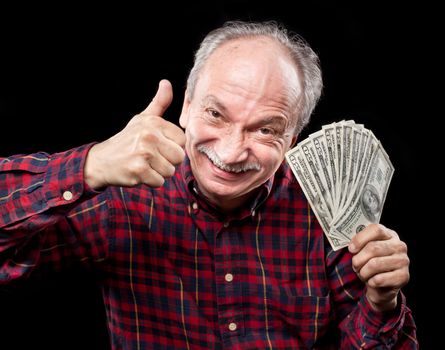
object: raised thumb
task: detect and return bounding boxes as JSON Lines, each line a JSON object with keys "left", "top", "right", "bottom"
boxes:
{"left": 141, "top": 79, "right": 173, "bottom": 116}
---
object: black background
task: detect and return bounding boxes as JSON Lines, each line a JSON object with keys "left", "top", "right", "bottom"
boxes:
{"left": 0, "top": 2, "right": 439, "bottom": 349}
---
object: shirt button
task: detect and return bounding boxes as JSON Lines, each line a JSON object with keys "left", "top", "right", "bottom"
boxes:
{"left": 228, "top": 322, "right": 237, "bottom": 331}
{"left": 62, "top": 190, "right": 73, "bottom": 201}
{"left": 225, "top": 273, "right": 234, "bottom": 282}
{"left": 223, "top": 221, "right": 229, "bottom": 228}
{"left": 192, "top": 202, "right": 198, "bottom": 210}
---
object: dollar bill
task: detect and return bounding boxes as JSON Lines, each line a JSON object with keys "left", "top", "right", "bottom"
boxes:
{"left": 330, "top": 142, "right": 394, "bottom": 246}
{"left": 285, "top": 120, "right": 394, "bottom": 251}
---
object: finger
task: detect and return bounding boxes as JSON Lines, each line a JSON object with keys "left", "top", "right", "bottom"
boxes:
{"left": 348, "top": 223, "right": 394, "bottom": 254}
{"left": 351, "top": 238, "right": 400, "bottom": 272}
{"left": 142, "top": 137, "right": 185, "bottom": 182}
{"left": 146, "top": 152, "right": 177, "bottom": 179}
{"left": 125, "top": 157, "right": 166, "bottom": 188}
{"left": 366, "top": 266, "right": 410, "bottom": 290}
{"left": 141, "top": 79, "right": 173, "bottom": 117}
{"left": 161, "top": 120, "right": 186, "bottom": 148}
{"left": 141, "top": 148, "right": 184, "bottom": 187}
{"left": 140, "top": 167, "right": 166, "bottom": 188}
{"left": 136, "top": 121, "right": 185, "bottom": 164}
{"left": 157, "top": 137, "right": 186, "bottom": 165}
{"left": 355, "top": 254, "right": 410, "bottom": 283}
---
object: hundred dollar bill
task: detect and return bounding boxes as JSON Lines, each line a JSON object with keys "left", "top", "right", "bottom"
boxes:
{"left": 329, "top": 142, "right": 394, "bottom": 249}
{"left": 338, "top": 130, "right": 379, "bottom": 220}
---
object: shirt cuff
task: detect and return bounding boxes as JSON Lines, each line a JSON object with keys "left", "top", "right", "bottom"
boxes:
{"left": 359, "top": 292, "right": 408, "bottom": 347}
{"left": 360, "top": 292, "right": 405, "bottom": 330}
{"left": 43, "top": 143, "right": 97, "bottom": 207}
{"left": 0, "top": 143, "right": 97, "bottom": 227}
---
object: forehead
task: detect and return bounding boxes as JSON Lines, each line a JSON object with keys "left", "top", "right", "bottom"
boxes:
{"left": 198, "top": 37, "right": 302, "bottom": 113}
{"left": 206, "top": 36, "right": 297, "bottom": 77}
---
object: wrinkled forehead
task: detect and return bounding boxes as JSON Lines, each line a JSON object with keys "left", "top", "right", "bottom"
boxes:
{"left": 199, "top": 37, "right": 303, "bottom": 115}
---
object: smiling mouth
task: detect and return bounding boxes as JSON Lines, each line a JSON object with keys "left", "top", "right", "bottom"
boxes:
{"left": 197, "top": 145, "right": 260, "bottom": 174}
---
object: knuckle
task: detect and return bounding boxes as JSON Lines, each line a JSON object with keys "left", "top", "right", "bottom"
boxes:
{"left": 368, "top": 241, "right": 382, "bottom": 255}
{"left": 369, "top": 257, "right": 381, "bottom": 270}
{"left": 129, "top": 159, "right": 148, "bottom": 176}
{"left": 172, "top": 148, "right": 186, "bottom": 164}
{"left": 394, "top": 270, "right": 410, "bottom": 288}
{"left": 130, "top": 113, "right": 143, "bottom": 123}
{"left": 403, "top": 270, "right": 411, "bottom": 284}
{"left": 375, "top": 224, "right": 389, "bottom": 237}
{"left": 370, "top": 274, "right": 385, "bottom": 288}
{"left": 142, "top": 131, "right": 160, "bottom": 144}
{"left": 349, "top": 235, "right": 359, "bottom": 249}
{"left": 371, "top": 223, "right": 384, "bottom": 232}
{"left": 401, "top": 254, "right": 410, "bottom": 267}
{"left": 351, "top": 256, "right": 360, "bottom": 271}
{"left": 397, "top": 241, "right": 408, "bottom": 253}
{"left": 388, "top": 227, "right": 399, "bottom": 239}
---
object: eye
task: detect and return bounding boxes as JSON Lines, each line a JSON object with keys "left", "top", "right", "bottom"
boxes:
{"left": 208, "top": 109, "right": 221, "bottom": 118}
{"left": 259, "top": 127, "right": 274, "bottom": 136}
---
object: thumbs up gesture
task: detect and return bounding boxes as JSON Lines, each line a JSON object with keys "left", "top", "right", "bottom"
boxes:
{"left": 84, "top": 80, "right": 186, "bottom": 189}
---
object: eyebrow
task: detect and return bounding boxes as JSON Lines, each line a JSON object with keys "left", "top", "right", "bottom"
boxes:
{"left": 260, "top": 116, "right": 287, "bottom": 126}
{"left": 201, "top": 95, "right": 288, "bottom": 127}
{"left": 201, "top": 95, "right": 228, "bottom": 114}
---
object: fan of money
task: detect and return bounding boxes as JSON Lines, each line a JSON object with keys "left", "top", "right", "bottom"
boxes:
{"left": 285, "top": 120, "right": 394, "bottom": 251}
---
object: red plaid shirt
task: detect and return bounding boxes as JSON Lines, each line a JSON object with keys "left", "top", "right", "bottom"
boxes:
{"left": 0, "top": 144, "right": 417, "bottom": 349}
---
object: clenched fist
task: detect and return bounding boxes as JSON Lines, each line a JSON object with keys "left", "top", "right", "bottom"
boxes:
{"left": 84, "top": 79, "right": 186, "bottom": 189}
{"left": 348, "top": 224, "right": 410, "bottom": 312}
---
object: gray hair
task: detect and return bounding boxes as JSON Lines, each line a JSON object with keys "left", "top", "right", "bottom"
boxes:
{"left": 186, "top": 20, "right": 323, "bottom": 135}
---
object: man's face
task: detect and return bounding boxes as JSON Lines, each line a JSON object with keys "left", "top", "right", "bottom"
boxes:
{"left": 180, "top": 37, "right": 302, "bottom": 211}
{"left": 363, "top": 189, "right": 379, "bottom": 212}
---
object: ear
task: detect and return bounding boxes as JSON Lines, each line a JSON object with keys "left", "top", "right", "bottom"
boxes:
{"left": 179, "top": 89, "right": 191, "bottom": 128}
{"left": 289, "top": 135, "right": 298, "bottom": 148}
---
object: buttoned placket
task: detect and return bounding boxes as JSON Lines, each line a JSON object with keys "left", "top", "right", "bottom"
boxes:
{"left": 214, "top": 219, "right": 245, "bottom": 339}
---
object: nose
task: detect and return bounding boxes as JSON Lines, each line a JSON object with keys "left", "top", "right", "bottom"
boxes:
{"left": 215, "top": 129, "right": 249, "bottom": 164}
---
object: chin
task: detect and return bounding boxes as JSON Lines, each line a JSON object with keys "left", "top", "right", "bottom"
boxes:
{"left": 199, "top": 179, "right": 236, "bottom": 196}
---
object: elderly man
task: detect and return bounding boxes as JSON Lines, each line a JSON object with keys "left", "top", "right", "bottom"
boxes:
{"left": 1, "top": 21, "right": 417, "bottom": 349}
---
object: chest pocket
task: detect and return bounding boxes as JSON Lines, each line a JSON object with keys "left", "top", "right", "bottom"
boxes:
{"left": 267, "top": 292, "right": 333, "bottom": 349}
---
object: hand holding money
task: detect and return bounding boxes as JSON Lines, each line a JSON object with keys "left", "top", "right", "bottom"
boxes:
{"left": 285, "top": 120, "right": 394, "bottom": 251}
{"left": 349, "top": 224, "right": 410, "bottom": 312}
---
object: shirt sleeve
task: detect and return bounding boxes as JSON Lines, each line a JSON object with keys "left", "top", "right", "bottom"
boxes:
{"left": 0, "top": 143, "right": 110, "bottom": 283}
{"left": 326, "top": 244, "right": 418, "bottom": 349}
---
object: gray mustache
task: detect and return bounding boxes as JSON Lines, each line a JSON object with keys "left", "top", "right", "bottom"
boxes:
{"left": 197, "top": 145, "right": 261, "bottom": 173}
